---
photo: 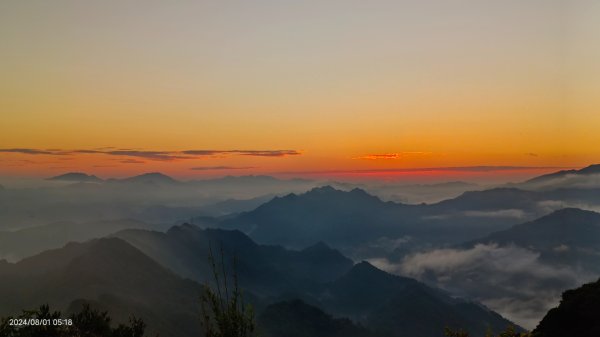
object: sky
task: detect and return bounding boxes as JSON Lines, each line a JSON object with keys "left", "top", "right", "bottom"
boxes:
{"left": 1, "top": 0, "right": 598, "bottom": 181}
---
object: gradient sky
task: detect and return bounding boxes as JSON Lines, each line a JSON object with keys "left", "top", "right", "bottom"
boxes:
{"left": 1, "top": 0, "right": 598, "bottom": 181}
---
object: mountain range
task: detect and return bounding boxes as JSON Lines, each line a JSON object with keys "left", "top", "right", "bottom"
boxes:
{"left": 525, "top": 164, "right": 600, "bottom": 185}
{"left": 106, "top": 172, "right": 180, "bottom": 185}
{"left": 2, "top": 165, "right": 600, "bottom": 335}
{"left": 378, "top": 207, "right": 600, "bottom": 329}
{"left": 465, "top": 208, "right": 600, "bottom": 273}
{"left": 217, "top": 179, "right": 600, "bottom": 258}
{"left": 48, "top": 172, "right": 103, "bottom": 183}
{"left": 0, "top": 218, "right": 153, "bottom": 261}
{"left": 516, "top": 164, "right": 600, "bottom": 191}
{"left": 112, "top": 225, "right": 518, "bottom": 336}
{"left": 0, "top": 172, "right": 320, "bottom": 230}
{"left": 112, "top": 224, "right": 354, "bottom": 296}
{"left": 4, "top": 168, "right": 600, "bottom": 266}
{"left": 0, "top": 224, "right": 521, "bottom": 337}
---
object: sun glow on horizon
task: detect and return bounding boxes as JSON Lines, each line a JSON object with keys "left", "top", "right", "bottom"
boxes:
{"left": 1, "top": 0, "right": 599, "bottom": 181}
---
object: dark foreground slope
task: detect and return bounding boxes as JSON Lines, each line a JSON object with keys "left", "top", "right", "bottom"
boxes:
{"left": 0, "top": 238, "right": 203, "bottom": 337}
{"left": 533, "top": 278, "right": 600, "bottom": 337}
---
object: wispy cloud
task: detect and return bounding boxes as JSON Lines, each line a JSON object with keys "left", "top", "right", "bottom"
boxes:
{"left": 107, "top": 150, "right": 191, "bottom": 161}
{"left": 236, "top": 150, "right": 301, "bottom": 157}
{"left": 119, "top": 159, "right": 145, "bottom": 164}
{"left": 0, "top": 148, "right": 65, "bottom": 155}
{"left": 353, "top": 152, "right": 430, "bottom": 160}
{"left": 181, "top": 150, "right": 223, "bottom": 156}
{"left": 190, "top": 166, "right": 255, "bottom": 171}
{"left": 1, "top": 148, "right": 302, "bottom": 161}
{"left": 71, "top": 149, "right": 190, "bottom": 161}
{"left": 370, "top": 243, "right": 594, "bottom": 329}
{"left": 183, "top": 149, "right": 301, "bottom": 157}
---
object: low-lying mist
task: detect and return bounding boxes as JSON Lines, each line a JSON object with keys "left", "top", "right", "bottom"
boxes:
{"left": 369, "top": 243, "right": 596, "bottom": 329}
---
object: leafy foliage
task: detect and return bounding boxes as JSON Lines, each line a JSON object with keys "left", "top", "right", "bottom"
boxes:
{"left": 200, "top": 245, "right": 255, "bottom": 337}
{"left": 444, "top": 326, "right": 530, "bottom": 337}
{"left": 532, "top": 278, "right": 600, "bottom": 337}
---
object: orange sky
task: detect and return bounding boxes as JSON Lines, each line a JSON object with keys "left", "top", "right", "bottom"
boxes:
{"left": 1, "top": 1, "right": 599, "bottom": 181}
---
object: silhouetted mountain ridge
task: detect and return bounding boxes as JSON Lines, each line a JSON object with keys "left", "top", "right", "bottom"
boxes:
{"left": 0, "top": 225, "right": 521, "bottom": 337}
{"left": 48, "top": 172, "right": 103, "bottom": 183}
{"left": 219, "top": 186, "right": 553, "bottom": 252}
{"left": 526, "top": 164, "right": 600, "bottom": 184}
{"left": 110, "top": 172, "right": 180, "bottom": 185}
{"left": 470, "top": 208, "right": 600, "bottom": 247}
{"left": 220, "top": 186, "right": 419, "bottom": 249}
{"left": 464, "top": 207, "right": 600, "bottom": 273}
{"left": 533, "top": 277, "right": 600, "bottom": 337}
{"left": 0, "top": 219, "right": 151, "bottom": 261}
{"left": 112, "top": 224, "right": 354, "bottom": 295}
{"left": 430, "top": 188, "right": 539, "bottom": 211}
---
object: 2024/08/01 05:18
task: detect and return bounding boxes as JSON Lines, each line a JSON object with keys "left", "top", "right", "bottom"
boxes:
{"left": 8, "top": 318, "right": 73, "bottom": 326}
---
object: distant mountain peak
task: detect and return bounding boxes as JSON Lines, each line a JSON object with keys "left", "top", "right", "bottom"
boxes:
{"left": 133, "top": 172, "right": 175, "bottom": 179}
{"left": 168, "top": 222, "right": 201, "bottom": 234}
{"left": 526, "top": 164, "right": 600, "bottom": 184}
{"left": 537, "top": 207, "right": 600, "bottom": 222}
{"left": 578, "top": 164, "right": 600, "bottom": 174}
{"left": 303, "top": 241, "right": 331, "bottom": 252}
{"left": 304, "top": 185, "right": 381, "bottom": 201}
{"left": 350, "top": 187, "right": 370, "bottom": 195}
{"left": 460, "top": 187, "right": 523, "bottom": 196}
{"left": 281, "top": 192, "right": 299, "bottom": 200}
{"left": 48, "top": 172, "right": 103, "bottom": 182}
{"left": 339, "top": 261, "right": 419, "bottom": 286}
{"left": 497, "top": 207, "right": 600, "bottom": 233}
{"left": 466, "top": 207, "right": 600, "bottom": 253}
{"left": 310, "top": 185, "right": 338, "bottom": 193}
{"left": 549, "top": 207, "right": 597, "bottom": 215}
{"left": 119, "top": 172, "right": 179, "bottom": 184}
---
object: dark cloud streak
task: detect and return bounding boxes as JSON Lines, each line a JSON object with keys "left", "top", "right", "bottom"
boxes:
{"left": 183, "top": 149, "right": 301, "bottom": 157}
{"left": 2, "top": 148, "right": 302, "bottom": 161}
{"left": 235, "top": 150, "right": 300, "bottom": 157}
{"left": 0, "top": 148, "right": 64, "bottom": 155}
{"left": 190, "top": 166, "right": 255, "bottom": 171}
{"left": 106, "top": 150, "right": 191, "bottom": 161}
